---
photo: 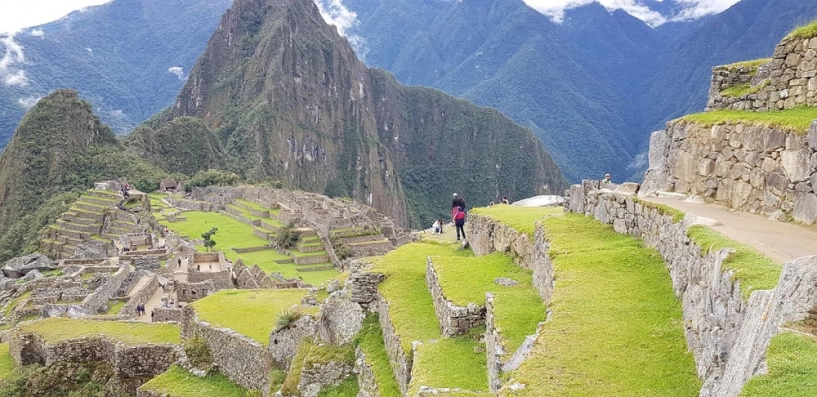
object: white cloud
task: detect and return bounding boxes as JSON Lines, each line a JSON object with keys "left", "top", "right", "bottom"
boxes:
{"left": 0, "top": 34, "right": 29, "bottom": 86}
{"left": 168, "top": 66, "right": 184, "bottom": 80}
{"left": 313, "top": 0, "right": 368, "bottom": 59}
{"left": 0, "top": 0, "right": 112, "bottom": 34}
{"left": 522, "top": 0, "right": 741, "bottom": 27}
{"left": 29, "top": 28, "right": 44, "bottom": 37}
{"left": 18, "top": 96, "right": 41, "bottom": 109}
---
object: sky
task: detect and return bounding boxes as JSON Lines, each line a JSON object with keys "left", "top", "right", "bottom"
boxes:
{"left": 0, "top": 0, "right": 111, "bottom": 34}
{"left": 522, "top": 0, "right": 742, "bottom": 27}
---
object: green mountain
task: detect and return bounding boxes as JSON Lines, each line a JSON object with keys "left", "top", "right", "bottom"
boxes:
{"left": 129, "top": 0, "right": 567, "bottom": 226}
{"left": 0, "top": 0, "right": 231, "bottom": 148}
{"left": 0, "top": 90, "right": 166, "bottom": 260}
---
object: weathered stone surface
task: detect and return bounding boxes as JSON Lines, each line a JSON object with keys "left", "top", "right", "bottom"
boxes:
{"left": 269, "top": 316, "right": 318, "bottom": 368}
{"left": 319, "top": 291, "right": 365, "bottom": 345}
{"left": 793, "top": 193, "right": 817, "bottom": 225}
{"left": 494, "top": 277, "right": 518, "bottom": 287}
{"left": 2, "top": 253, "right": 55, "bottom": 278}
{"left": 781, "top": 149, "right": 811, "bottom": 182}
{"left": 641, "top": 130, "right": 673, "bottom": 195}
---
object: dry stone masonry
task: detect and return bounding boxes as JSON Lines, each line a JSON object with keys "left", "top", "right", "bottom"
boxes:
{"left": 426, "top": 258, "right": 485, "bottom": 337}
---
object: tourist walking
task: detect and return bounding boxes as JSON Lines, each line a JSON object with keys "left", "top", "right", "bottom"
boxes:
{"left": 454, "top": 206, "right": 467, "bottom": 241}
{"left": 451, "top": 193, "right": 465, "bottom": 222}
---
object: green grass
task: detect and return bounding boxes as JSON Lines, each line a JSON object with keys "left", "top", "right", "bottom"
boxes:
{"left": 190, "top": 289, "right": 307, "bottom": 346}
{"left": 369, "top": 241, "right": 474, "bottom": 353}
{"left": 104, "top": 300, "right": 126, "bottom": 315}
{"left": 721, "top": 58, "right": 773, "bottom": 73}
{"left": 160, "top": 211, "right": 338, "bottom": 285}
{"left": 633, "top": 198, "right": 686, "bottom": 223}
{"left": 227, "top": 204, "right": 262, "bottom": 220}
{"left": 355, "top": 315, "right": 401, "bottom": 397}
{"left": 741, "top": 331, "right": 817, "bottom": 396}
{"left": 19, "top": 318, "right": 180, "bottom": 345}
{"left": 432, "top": 253, "right": 545, "bottom": 353}
{"left": 720, "top": 80, "right": 770, "bottom": 98}
{"left": 235, "top": 199, "right": 272, "bottom": 212}
{"left": 317, "top": 375, "right": 359, "bottom": 397}
{"left": 0, "top": 343, "right": 15, "bottom": 380}
{"left": 678, "top": 107, "right": 817, "bottom": 135}
{"left": 283, "top": 340, "right": 356, "bottom": 396}
{"left": 503, "top": 213, "right": 700, "bottom": 397}
{"left": 788, "top": 18, "right": 817, "bottom": 40}
{"left": 687, "top": 225, "right": 781, "bottom": 299}
{"left": 3, "top": 291, "right": 31, "bottom": 317}
{"left": 140, "top": 365, "right": 253, "bottom": 397}
{"left": 409, "top": 338, "right": 488, "bottom": 395}
{"left": 469, "top": 206, "right": 562, "bottom": 238}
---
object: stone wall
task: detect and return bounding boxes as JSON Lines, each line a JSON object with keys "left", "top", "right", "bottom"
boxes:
{"left": 566, "top": 182, "right": 817, "bottom": 397}
{"left": 297, "top": 360, "right": 355, "bottom": 397}
{"left": 80, "top": 265, "right": 130, "bottom": 315}
{"left": 9, "top": 331, "right": 178, "bottom": 379}
{"left": 319, "top": 291, "right": 365, "bottom": 345}
{"left": 425, "top": 258, "right": 484, "bottom": 337}
{"left": 347, "top": 262, "right": 384, "bottom": 307}
{"left": 176, "top": 280, "right": 215, "bottom": 303}
{"left": 269, "top": 316, "right": 318, "bottom": 368}
{"left": 122, "top": 275, "right": 159, "bottom": 316}
{"left": 708, "top": 36, "right": 817, "bottom": 111}
{"left": 188, "top": 269, "right": 233, "bottom": 291}
{"left": 374, "top": 296, "right": 412, "bottom": 395}
{"left": 642, "top": 120, "right": 817, "bottom": 224}
{"left": 182, "top": 307, "right": 272, "bottom": 392}
{"left": 153, "top": 307, "right": 183, "bottom": 322}
{"left": 466, "top": 214, "right": 555, "bottom": 303}
{"left": 355, "top": 346, "right": 379, "bottom": 397}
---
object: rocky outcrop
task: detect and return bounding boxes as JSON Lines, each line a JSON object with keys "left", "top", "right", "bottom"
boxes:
{"left": 641, "top": 120, "right": 817, "bottom": 224}
{"left": 319, "top": 291, "right": 365, "bottom": 346}
{"left": 270, "top": 315, "right": 319, "bottom": 369}
{"left": 2, "top": 253, "right": 55, "bottom": 278}
{"left": 708, "top": 36, "right": 817, "bottom": 111}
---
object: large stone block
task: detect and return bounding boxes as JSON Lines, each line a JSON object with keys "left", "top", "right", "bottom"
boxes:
{"left": 762, "top": 129, "right": 786, "bottom": 152}
{"left": 793, "top": 193, "right": 817, "bottom": 225}
{"left": 781, "top": 149, "right": 811, "bottom": 182}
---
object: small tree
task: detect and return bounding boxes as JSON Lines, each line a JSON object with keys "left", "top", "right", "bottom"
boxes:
{"left": 275, "top": 221, "right": 299, "bottom": 249}
{"left": 201, "top": 227, "right": 218, "bottom": 251}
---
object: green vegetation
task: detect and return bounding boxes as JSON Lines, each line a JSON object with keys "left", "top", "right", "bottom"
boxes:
{"left": 202, "top": 227, "right": 219, "bottom": 251}
{"left": 787, "top": 18, "right": 817, "bottom": 40}
{"left": 126, "top": 117, "right": 227, "bottom": 176}
{"left": 0, "top": 361, "right": 132, "bottom": 397}
{"left": 632, "top": 198, "right": 686, "bottom": 223}
{"left": 679, "top": 107, "right": 817, "bottom": 135}
{"left": 3, "top": 291, "right": 31, "bottom": 317}
{"left": 0, "top": 343, "right": 15, "bottom": 380}
{"left": 19, "top": 318, "right": 181, "bottom": 345}
{"left": 160, "top": 211, "right": 338, "bottom": 284}
{"left": 369, "top": 241, "right": 473, "bottom": 353}
{"left": 505, "top": 213, "right": 700, "bottom": 396}
{"left": 722, "top": 58, "right": 773, "bottom": 74}
{"left": 275, "top": 221, "right": 300, "bottom": 249}
{"left": 140, "top": 365, "right": 253, "bottom": 397}
{"left": 741, "top": 331, "right": 817, "bottom": 396}
{"left": 317, "top": 376, "right": 359, "bottom": 397}
{"left": 432, "top": 253, "right": 545, "bottom": 352}
{"left": 190, "top": 289, "right": 308, "bottom": 346}
{"left": 409, "top": 338, "right": 488, "bottom": 395}
{"left": 721, "top": 80, "right": 770, "bottom": 98}
{"left": 355, "top": 315, "right": 401, "bottom": 397}
{"left": 184, "top": 337, "right": 214, "bottom": 370}
{"left": 103, "top": 300, "right": 126, "bottom": 315}
{"left": 469, "top": 206, "right": 562, "bottom": 237}
{"left": 687, "top": 226, "right": 781, "bottom": 299}
{"left": 275, "top": 308, "right": 304, "bottom": 330}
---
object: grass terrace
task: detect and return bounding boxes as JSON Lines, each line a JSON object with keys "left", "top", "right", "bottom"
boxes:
{"left": 369, "top": 241, "right": 473, "bottom": 353}
{"left": 409, "top": 338, "right": 488, "bottom": 395}
{"left": 190, "top": 289, "right": 308, "bottom": 346}
{"left": 741, "top": 331, "right": 817, "bottom": 396}
{"left": 678, "top": 106, "right": 817, "bottom": 135}
{"left": 140, "top": 365, "right": 252, "bottom": 397}
{"left": 469, "top": 205, "right": 562, "bottom": 238}
{"left": 633, "top": 198, "right": 686, "bottom": 223}
{"left": 721, "top": 80, "right": 770, "bottom": 98}
{"left": 3, "top": 291, "right": 31, "bottom": 317}
{"left": 236, "top": 198, "right": 278, "bottom": 215}
{"left": 355, "top": 315, "right": 401, "bottom": 397}
{"left": 282, "top": 340, "right": 356, "bottom": 396}
{"left": 160, "top": 211, "right": 338, "bottom": 284}
{"left": 0, "top": 343, "right": 14, "bottom": 380}
{"left": 317, "top": 376, "right": 359, "bottom": 397}
{"left": 502, "top": 213, "right": 700, "bottom": 396}
{"left": 787, "top": 18, "right": 817, "bottom": 40}
{"left": 687, "top": 225, "right": 781, "bottom": 299}
{"left": 432, "top": 253, "right": 545, "bottom": 353}
{"left": 721, "top": 58, "right": 773, "bottom": 73}
{"left": 19, "top": 318, "right": 180, "bottom": 346}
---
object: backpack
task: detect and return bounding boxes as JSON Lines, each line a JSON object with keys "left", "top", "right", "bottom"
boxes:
{"left": 454, "top": 208, "right": 466, "bottom": 221}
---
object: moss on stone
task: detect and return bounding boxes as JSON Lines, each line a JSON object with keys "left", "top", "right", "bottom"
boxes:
{"left": 721, "top": 80, "right": 770, "bottom": 98}
{"left": 632, "top": 198, "right": 686, "bottom": 223}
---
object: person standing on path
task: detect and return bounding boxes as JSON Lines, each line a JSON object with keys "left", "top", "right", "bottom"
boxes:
{"left": 452, "top": 193, "right": 465, "bottom": 222}
{"left": 454, "top": 206, "right": 467, "bottom": 241}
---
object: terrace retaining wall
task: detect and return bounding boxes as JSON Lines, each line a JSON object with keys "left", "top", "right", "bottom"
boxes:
{"left": 269, "top": 316, "right": 318, "bottom": 368}
{"left": 425, "top": 258, "right": 484, "bottom": 337}
{"left": 373, "top": 296, "right": 412, "bottom": 395}
{"left": 122, "top": 275, "right": 159, "bottom": 316}
{"left": 355, "top": 346, "right": 379, "bottom": 397}
{"left": 565, "top": 181, "right": 817, "bottom": 397}
{"left": 297, "top": 359, "right": 355, "bottom": 397}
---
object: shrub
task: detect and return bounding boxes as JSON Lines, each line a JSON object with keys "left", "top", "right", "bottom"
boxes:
{"left": 335, "top": 245, "right": 352, "bottom": 260}
{"left": 275, "top": 221, "right": 299, "bottom": 250}
{"left": 185, "top": 169, "right": 242, "bottom": 192}
{"left": 276, "top": 308, "right": 303, "bottom": 331}
{"left": 184, "top": 337, "right": 213, "bottom": 370}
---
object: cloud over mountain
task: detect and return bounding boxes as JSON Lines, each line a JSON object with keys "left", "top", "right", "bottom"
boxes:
{"left": 522, "top": 0, "right": 741, "bottom": 26}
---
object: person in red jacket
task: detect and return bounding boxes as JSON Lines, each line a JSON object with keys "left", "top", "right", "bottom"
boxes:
{"left": 454, "top": 206, "right": 466, "bottom": 241}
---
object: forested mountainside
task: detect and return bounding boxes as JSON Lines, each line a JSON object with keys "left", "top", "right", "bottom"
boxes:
{"left": 129, "top": 0, "right": 566, "bottom": 227}
{"left": 0, "top": 0, "right": 231, "bottom": 147}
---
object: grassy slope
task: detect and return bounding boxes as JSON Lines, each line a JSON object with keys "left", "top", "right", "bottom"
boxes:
{"left": 687, "top": 225, "right": 781, "bottom": 299}
{"left": 317, "top": 376, "right": 359, "bottom": 397}
{"left": 503, "top": 213, "right": 700, "bottom": 396}
{"left": 355, "top": 315, "right": 401, "bottom": 397}
{"left": 432, "top": 253, "right": 545, "bottom": 353}
{"left": 741, "top": 331, "right": 817, "bottom": 396}
{"left": 0, "top": 343, "right": 14, "bottom": 380}
{"left": 410, "top": 338, "right": 488, "bottom": 394}
{"left": 140, "top": 365, "right": 251, "bottom": 397}
{"left": 678, "top": 106, "right": 817, "bottom": 135}
{"left": 469, "top": 205, "right": 562, "bottom": 238}
{"left": 787, "top": 18, "right": 817, "bottom": 40}
{"left": 190, "top": 289, "right": 307, "bottom": 346}
{"left": 369, "top": 241, "right": 473, "bottom": 353}
{"left": 20, "top": 318, "right": 180, "bottom": 345}
{"left": 160, "top": 210, "right": 338, "bottom": 285}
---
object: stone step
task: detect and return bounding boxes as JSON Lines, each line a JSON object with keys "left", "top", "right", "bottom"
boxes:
{"left": 74, "top": 201, "right": 108, "bottom": 213}
{"left": 86, "top": 190, "right": 120, "bottom": 200}
{"left": 56, "top": 219, "right": 102, "bottom": 234}
{"left": 296, "top": 265, "right": 335, "bottom": 272}
{"left": 260, "top": 219, "right": 284, "bottom": 232}
{"left": 294, "top": 227, "right": 317, "bottom": 237}
{"left": 337, "top": 234, "right": 387, "bottom": 245}
{"left": 294, "top": 254, "right": 330, "bottom": 265}
{"left": 329, "top": 228, "right": 374, "bottom": 239}
{"left": 295, "top": 242, "right": 324, "bottom": 253}
{"left": 79, "top": 196, "right": 118, "bottom": 207}
{"left": 65, "top": 208, "right": 106, "bottom": 223}
{"left": 253, "top": 228, "right": 273, "bottom": 240}
{"left": 274, "top": 258, "right": 295, "bottom": 265}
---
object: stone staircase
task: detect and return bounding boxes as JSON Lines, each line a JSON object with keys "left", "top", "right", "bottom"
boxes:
{"left": 330, "top": 227, "right": 394, "bottom": 257}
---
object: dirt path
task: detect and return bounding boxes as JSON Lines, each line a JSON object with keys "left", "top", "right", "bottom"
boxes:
{"left": 127, "top": 277, "right": 150, "bottom": 297}
{"left": 644, "top": 197, "right": 817, "bottom": 264}
{"left": 136, "top": 287, "right": 166, "bottom": 322}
